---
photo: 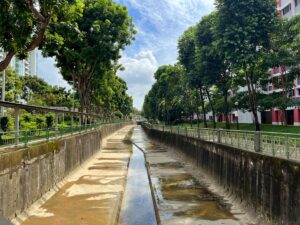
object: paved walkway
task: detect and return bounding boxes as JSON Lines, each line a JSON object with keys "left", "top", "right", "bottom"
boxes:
{"left": 20, "top": 126, "right": 133, "bottom": 225}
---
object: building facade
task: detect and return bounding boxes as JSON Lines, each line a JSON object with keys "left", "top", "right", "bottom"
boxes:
{"left": 223, "top": 0, "right": 300, "bottom": 126}
{"left": 269, "top": 0, "right": 300, "bottom": 126}
{"left": 0, "top": 48, "right": 38, "bottom": 76}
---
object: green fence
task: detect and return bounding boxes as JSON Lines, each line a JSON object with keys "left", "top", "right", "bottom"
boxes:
{"left": 145, "top": 123, "right": 300, "bottom": 161}
{"left": 0, "top": 119, "right": 128, "bottom": 148}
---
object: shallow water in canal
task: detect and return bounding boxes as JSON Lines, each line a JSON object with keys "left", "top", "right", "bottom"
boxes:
{"left": 121, "top": 126, "right": 256, "bottom": 225}
{"left": 118, "top": 144, "right": 157, "bottom": 225}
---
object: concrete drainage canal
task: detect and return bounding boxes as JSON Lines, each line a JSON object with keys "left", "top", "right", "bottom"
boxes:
{"left": 118, "top": 126, "right": 257, "bottom": 225}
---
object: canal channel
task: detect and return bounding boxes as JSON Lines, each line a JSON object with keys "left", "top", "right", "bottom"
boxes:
{"left": 119, "top": 126, "right": 258, "bottom": 225}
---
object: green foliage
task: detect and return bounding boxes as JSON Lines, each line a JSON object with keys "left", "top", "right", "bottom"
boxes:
{"left": 45, "top": 114, "right": 54, "bottom": 128}
{"left": 41, "top": 0, "right": 136, "bottom": 112}
{"left": 143, "top": 65, "right": 191, "bottom": 124}
{"left": 0, "top": 116, "right": 10, "bottom": 132}
{"left": 35, "top": 115, "right": 45, "bottom": 129}
{"left": 0, "top": 0, "right": 81, "bottom": 71}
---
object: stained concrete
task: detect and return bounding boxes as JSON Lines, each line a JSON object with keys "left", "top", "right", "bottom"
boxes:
{"left": 0, "top": 123, "right": 131, "bottom": 222}
{"left": 20, "top": 126, "right": 133, "bottom": 225}
{"left": 135, "top": 126, "right": 259, "bottom": 225}
{"left": 143, "top": 124, "right": 300, "bottom": 225}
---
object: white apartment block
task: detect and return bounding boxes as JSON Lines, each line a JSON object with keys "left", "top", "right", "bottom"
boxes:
{"left": 0, "top": 48, "right": 38, "bottom": 76}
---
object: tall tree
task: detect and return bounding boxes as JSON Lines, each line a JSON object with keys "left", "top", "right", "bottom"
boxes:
{"left": 216, "top": 0, "right": 278, "bottom": 131}
{"left": 178, "top": 27, "right": 208, "bottom": 128}
{"left": 269, "top": 15, "right": 300, "bottom": 125}
{"left": 0, "top": 0, "right": 80, "bottom": 71}
{"left": 195, "top": 12, "right": 233, "bottom": 129}
{"left": 41, "top": 0, "right": 135, "bottom": 112}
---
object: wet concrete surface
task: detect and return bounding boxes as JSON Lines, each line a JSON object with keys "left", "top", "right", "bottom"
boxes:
{"left": 131, "top": 126, "right": 257, "bottom": 225}
{"left": 20, "top": 126, "right": 134, "bottom": 225}
{"left": 118, "top": 145, "right": 157, "bottom": 225}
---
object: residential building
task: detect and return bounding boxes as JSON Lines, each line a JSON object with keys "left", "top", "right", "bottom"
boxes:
{"left": 219, "top": 1, "right": 300, "bottom": 126}
{"left": 269, "top": 0, "right": 300, "bottom": 126}
{"left": 0, "top": 49, "right": 38, "bottom": 76}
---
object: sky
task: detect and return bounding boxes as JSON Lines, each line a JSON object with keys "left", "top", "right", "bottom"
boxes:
{"left": 38, "top": 0, "right": 215, "bottom": 110}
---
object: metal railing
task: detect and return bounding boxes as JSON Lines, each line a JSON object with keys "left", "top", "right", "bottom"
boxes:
{"left": 144, "top": 123, "right": 300, "bottom": 161}
{"left": 0, "top": 119, "right": 127, "bottom": 148}
{"left": 0, "top": 101, "right": 130, "bottom": 148}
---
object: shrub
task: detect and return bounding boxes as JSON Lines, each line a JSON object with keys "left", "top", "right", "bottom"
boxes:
{"left": 35, "top": 114, "right": 45, "bottom": 129}
{"left": 0, "top": 116, "right": 10, "bottom": 132}
{"left": 46, "top": 114, "right": 54, "bottom": 128}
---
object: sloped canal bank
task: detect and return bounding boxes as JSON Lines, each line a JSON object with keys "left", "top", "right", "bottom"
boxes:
{"left": 126, "top": 126, "right": 259, "bottom": 225}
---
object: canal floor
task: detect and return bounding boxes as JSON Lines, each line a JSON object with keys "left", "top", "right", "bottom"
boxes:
{"left": 130, "top": 126, "right": 258, "bottom": 225}
{"left": 18, "top": 126, "right": 134, "bottom": 225}
{"left": 17, "top": 125, "right": 259, "bottom": 225}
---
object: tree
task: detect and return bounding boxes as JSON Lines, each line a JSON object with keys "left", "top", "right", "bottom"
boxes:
{"left": 194, "top": 12, "right": 233, "bottom": 129}
{"left": 268, "top": 15, "right": 300, "bottom": 125}
{"left": 178, "top": 26, "right": 208, "bottom": 128}
{"left": 143, "top": 65, "right": 187, "bottom": 124}
{"left": 41, "top": 0, "right": 135, "bottom": 113}
{"left": 0, "top": 0, "right": 81, "bottom": 72}
{"left": 216, "top": 0, "right": 278, "bottom": 131}
{"left": 0, "top": 67, "right": 23, "bottom": 102}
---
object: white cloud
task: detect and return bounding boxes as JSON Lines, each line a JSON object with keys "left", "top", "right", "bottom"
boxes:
{"left": 117, "top": 0, "right": 215, "bottom": 109}
{"left": 118, "top": 50, "right": 158, "bottom": 109}
{"left": 37, "top": 51, "right": 70, "bottom": 89}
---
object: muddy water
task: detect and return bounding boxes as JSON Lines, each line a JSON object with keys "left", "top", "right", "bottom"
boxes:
{"left": 118, "top": 145, "right": 157, "bottom": 225}
{"left": 131, "top": 126, "right": 255, "bottom": 225}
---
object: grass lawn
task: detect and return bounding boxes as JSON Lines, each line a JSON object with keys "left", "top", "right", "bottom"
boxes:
{"left": 171, "top": 122, "right": 300, "bottom": 134}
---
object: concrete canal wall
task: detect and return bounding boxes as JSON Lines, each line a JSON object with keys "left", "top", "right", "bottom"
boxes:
{"left": 143, "top": 125, "right": 300, "bottom": 225}
{"left": 0, "top": 123, "right": 130, "bottom": 220}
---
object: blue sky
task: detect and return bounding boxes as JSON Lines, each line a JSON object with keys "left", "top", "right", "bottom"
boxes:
{"left": 38, "top": 0, "right": 215, "bottom": 110}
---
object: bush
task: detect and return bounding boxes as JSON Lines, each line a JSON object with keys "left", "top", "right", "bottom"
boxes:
{"left": 35, "top": 114, "right": 45, "bottom": 129}
{"left": 0, "top": 116, "right": 10, "bottom": 132}
{"left": 21, "top": 112, "right": 33, "bottom": 123}
{"left": 45, "top": 114, "right": 54, "bottom": 128}
{"left": 115, "top": 111, "right": 123, "bottom": 119}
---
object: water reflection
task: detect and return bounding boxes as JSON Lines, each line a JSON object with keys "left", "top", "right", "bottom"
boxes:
{"left": 132, "top": 126, "right": 238, "bottom": 224}
{"left": 118, "top": 144, "right": 157, "bottom": 225}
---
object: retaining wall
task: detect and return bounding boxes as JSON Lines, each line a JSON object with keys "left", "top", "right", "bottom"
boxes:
{"left": 0, "top": 123, "right": 130, "bottom": 220}
{"left": 143, "top": 125, "right": 300, "bottom": 225}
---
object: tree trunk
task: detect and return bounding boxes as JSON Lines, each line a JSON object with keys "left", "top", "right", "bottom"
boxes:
{"left": 245, "top": 73, "right": 261, "bottom": 131}
{"left": 195, "top": 89, "right": 200, "bottom": 128}
{"left": 205, "top": 87, "right": 216, "bottom": 129}
{"left": 223, "top": 90, "right": 230, "bottom": 129}
{"left": 199, "top": 87, "right": 208, "bottom": 128}
{"left": 0, "top": 5, "right": 50, "bottom": 72}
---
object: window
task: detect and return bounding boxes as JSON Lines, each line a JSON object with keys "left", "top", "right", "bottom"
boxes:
{"left": 282, "top": 4, "right": 291, "bottom": 15}
{"left": 295, "top": 0, "right": 300, "bottom": 7}
{"left": 298, "top": 79, "right": 300, "bottom": 86}
{"left": 274, "top": 67, "right": 280, "bottom": 74}
{"left": 298, "top": 89, "right": 300, "bottom": 96}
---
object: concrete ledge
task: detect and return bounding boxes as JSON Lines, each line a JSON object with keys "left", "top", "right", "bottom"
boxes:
{"left": 0, "top": 122, "right": 131, "bottom": 221}
{"left": 143, "top": 125, "right": 300, "bottom": 225}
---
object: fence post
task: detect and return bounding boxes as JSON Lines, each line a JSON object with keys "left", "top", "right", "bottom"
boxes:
{"left": 218, "top": 129, "right": 221, "bottom": 143}
{"left": 197, "top": 127, "right": 200, "bottom": 139}
{"left": 285, "top": 134, "right": 289, "bottom": 159}
{"left": 55, "top": 112, "right": 59, "bottom": 137}
{"left": 46, "top": 128, "right": 49, "bottom": 141}
{"left": 14, "top": 107, "right": 20, "bottom": 146}
{"left": 254, "top": 131, "right": 261, "bottom": 152}
{"left": 24, "top": 130, "right": 28, "bottom": 147}
{"left": 185, "top": 127, "right": 188, "bottom": 137}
